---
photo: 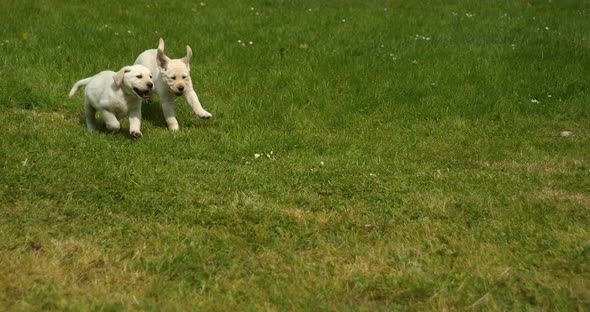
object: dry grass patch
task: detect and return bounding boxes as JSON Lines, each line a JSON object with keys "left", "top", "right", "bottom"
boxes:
{"left": 479, "top": 159, "right": 586, "bottom": 176}
{"left": 538, "top": 189, "right": 590, "bottom": 209}
{"left": 0, "top": 237, "right": 154, "bottom": 309}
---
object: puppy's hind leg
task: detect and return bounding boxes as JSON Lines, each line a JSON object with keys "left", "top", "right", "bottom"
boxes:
{"left": 161, "top": 94, "right": 179, "bottom": 131}
{"left": 84, "top": 100, "right": 99, "bottom": 131}
{"left": 101, "top": 110, "right": 121, "bottom": 132}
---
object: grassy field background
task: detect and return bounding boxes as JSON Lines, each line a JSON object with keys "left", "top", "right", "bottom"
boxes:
{"left": 1, "top": 0, "right": 589, "bottom": 310}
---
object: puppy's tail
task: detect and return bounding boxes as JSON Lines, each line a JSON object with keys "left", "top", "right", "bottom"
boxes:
{"left": 158, "top": 38, "right": 165, "bottom": 52}
{"left": 68, "top": 77, "right": 92, "bottom": 97}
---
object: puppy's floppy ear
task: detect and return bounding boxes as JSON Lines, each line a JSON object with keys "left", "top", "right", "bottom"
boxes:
{"left": 113, "top": 66, "right": 132, "bottom": 87}
{"left": 156, "top": 48, "right": 169, "bottom": 71}
{"left": 181, "top": 45, "right": 192, "bottom": 65}
{"left": 158, "top": 38, "right": 165, "bottom": 52}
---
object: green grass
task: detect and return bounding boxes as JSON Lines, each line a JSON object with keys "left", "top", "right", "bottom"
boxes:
{"left": 1, "top": 0, "right": 589, "bottom": 310}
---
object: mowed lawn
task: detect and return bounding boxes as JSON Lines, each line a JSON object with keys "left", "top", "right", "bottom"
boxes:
{"left": 1, "top": 0, "right": 589, "bottom": 310}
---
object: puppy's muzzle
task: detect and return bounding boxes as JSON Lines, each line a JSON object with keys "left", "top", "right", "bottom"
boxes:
{"left": 133, "top": 87, "right": 152, "bottom": 100}
{"left": 175, "top": 86, "right": 185, "bottom": 96}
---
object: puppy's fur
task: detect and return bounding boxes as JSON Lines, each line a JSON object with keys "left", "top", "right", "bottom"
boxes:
{"left": 69, "top": 65, "right": 154, "bottom": 138}
{"left": 134, "top": 38, "right": 211, "bottom": 130}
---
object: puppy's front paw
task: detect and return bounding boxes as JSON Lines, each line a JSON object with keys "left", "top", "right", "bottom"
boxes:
{"left": 199, "top": 112, "right": 212, "bottom": 119}
{"left": 130, "top": 131, "right": 143, "bottom": 139}
{"left": 166, "top": 119, "right": 179, "bottom": 131}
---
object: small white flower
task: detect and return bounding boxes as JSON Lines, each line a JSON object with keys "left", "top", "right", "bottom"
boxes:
{"left": 342, "top": 19, "right": 346, "bottom": 22}
{"left": 127, "top": 30, "right": 132, "bottom": 34}
{"left": 320, "top": 161, "right": 324, "bottom": 166}
{"left": 200, "top": 2, "right": 206, "bottom": 6}
{"left": 545, "top": 26, "right": 549, "bottom": 30}
{"left": 412, "top": 60, "right": 418, "bottom": 64}
{"left": 255, "top": 12, "right": 260, "bottom": 15}
{"left": 308, "top": 8, "right": 312, "bottom": 12}
{"left": 249, "top": 41, "right": 253, "bottom": 45}
{"left": 547, "top": 95, "right": 552, "bottom": 98}
{"left": 531, "top": 99, "right": 539, "bottom": 103}
{"left": 237, "top": 39, "right": 242, "bottom": 43}
{"left": 369, "top": 173, "right": 377, "bottom": 177}
{"left": 250, "top": 7, "right": 254, "bottom": 10}
{"left": 559, "top": 131, "right": 573, "bottom": 137}
{"left": 254, "top": 153, "right": 261, "bottom": 159}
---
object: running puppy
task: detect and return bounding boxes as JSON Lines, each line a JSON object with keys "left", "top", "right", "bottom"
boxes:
{"left": 134, "top": 38, "right": 212, "bottom": 131}
{"left": 69, "top": 65, "right": 154, "bottom": 138}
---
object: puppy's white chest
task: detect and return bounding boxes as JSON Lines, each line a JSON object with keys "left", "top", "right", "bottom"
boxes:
{"left": 109, "top": 99, "right": 129, "bottom": 118}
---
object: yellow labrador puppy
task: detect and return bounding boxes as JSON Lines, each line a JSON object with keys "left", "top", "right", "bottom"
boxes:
{"left": 134, "top": 38, "right": 211, "bottom": 131}
{"left": 69, "top": 65, "right": 153, "bottom": 138}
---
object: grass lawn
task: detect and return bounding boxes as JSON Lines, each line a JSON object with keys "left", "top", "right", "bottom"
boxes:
{"left": 1, "top": 0, "right": 589, "bottom": 310}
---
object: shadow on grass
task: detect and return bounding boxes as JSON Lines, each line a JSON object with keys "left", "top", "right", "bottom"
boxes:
{"left": 141, "top": 100, "right": 168, "bottom": 129}
{"left": 74, "top": 99, "right": 213, "bottom": 137}
{"left": 143, "top": 98, "right": 219, "bottom": 130}
{"left": 75, "top": 108, "right": 152, "bottom": 140}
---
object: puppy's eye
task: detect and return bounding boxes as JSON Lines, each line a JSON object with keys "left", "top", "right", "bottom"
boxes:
{"left": 149, "top": 75, "right": 153, "bottom": 78}
{"left": 171, "top": 76, "right": 176, "bottom": 80}
{"left": 136, "top": 75, "right": 143, "bottom": 79}
{"left": 182, "top": 75, "right": 187, "bottom": 79}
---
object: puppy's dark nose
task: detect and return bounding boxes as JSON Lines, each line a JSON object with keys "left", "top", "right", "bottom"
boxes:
{"left": 147, "top": 82, "right": 153, "bottom": 89}
{"left": 178, "top": 86, "right": 184, "bottom": 91}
